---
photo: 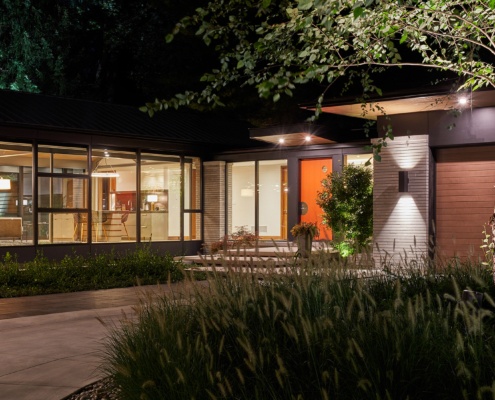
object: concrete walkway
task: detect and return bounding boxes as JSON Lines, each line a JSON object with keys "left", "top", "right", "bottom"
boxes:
{"left": 0, "top": 283, "right": 200, "bottom": 400}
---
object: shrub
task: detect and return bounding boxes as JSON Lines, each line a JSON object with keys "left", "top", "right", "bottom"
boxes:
{"left": 0, "top": 245, "right": 185, "bottom": 297}
{"left": 102, "top": 259, "right": 495, "bottom": 400}
{"left": 317, "top": 164, "right": 373, "bottom": 256}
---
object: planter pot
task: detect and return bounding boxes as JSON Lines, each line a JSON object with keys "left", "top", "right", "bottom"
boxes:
{"left": 296, "top": 234, "right": 312, "bottom": 257}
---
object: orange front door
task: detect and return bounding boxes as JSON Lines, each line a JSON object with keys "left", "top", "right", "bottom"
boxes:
{"left": 300, "top": 158, "right": 332, "bottom": 240}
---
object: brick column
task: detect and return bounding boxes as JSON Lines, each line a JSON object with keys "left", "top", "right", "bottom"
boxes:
{"left": 203, "top": 161, "right": 226, "bottom": 249}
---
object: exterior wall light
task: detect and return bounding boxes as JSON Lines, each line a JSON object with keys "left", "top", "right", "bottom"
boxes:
{"left": 398, "top": 171, "right": 409, "bottom": 192}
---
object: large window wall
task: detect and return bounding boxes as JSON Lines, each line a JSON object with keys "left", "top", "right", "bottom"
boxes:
{"left": 229, "top": 159, "right": 287, "bottom": 239}
{"left": 0, "top": 142, "right": 33, "bottom": 244}
{"left": 38, "top": 145, "right": 89, "bottom": 243}
{"left": 184, "top": 157, "right": 201, "bottom": 241}
{"left": 0, "top": 141, "right": 202, "bottom": 246}
{"left": 91, "top": 149, "right": 137, "bottom": 243}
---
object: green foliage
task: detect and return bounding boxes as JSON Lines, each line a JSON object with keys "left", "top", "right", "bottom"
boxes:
{"left": 0, "top": 245, "right": 184, "bottom": 298}
{"left": 317, "top": 164, "right": 373, "bottom": 255}
{"left": 102, "top": 259, "right": 495, "bottom": 400}
{"left": 481, "top": 223, "right": 494, "bottom": 267}
{"left": 333, "top": 240, "right": 354, "bottom": 257}
{"left": 0, "top": 0, "right": 70, "bottom": 93}
{"left": 1, "top": 0, "right": 209, "bottom": 103}
{"left": 149, "top": 0, "right": 495, "bottom": 159}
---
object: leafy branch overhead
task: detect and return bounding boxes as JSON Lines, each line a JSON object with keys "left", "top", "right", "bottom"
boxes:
{"left": 143, "top": 0, "right": 495, "bottom": 158}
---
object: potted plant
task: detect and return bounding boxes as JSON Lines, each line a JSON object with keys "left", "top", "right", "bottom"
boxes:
{"left": 291, "top": 221, "right": 319, "bottom": 257}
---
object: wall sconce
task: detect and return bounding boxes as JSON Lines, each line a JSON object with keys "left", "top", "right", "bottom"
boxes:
{"left": 0, "top": 177, "right": 11, "bottom": 190}
{"left": 398, "top": 171, "right": 409, "bottom": 192}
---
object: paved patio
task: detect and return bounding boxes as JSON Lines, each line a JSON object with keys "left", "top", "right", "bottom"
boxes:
{"left": 0, "top": 282, "right": 202, "bottom": 400}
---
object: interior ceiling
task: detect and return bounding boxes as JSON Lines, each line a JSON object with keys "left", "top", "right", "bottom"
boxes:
{"left": 316, "top": 90, "right": 495, "bottom": 120}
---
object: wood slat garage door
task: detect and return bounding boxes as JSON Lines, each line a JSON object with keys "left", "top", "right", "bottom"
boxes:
{"left": 436, "top": 146, "right": 495, "bottom": 260}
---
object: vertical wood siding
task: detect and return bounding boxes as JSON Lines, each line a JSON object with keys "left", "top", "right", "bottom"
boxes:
{"left": 203, "top": 161, "right": 226, "bottom": 246}
{"left": 372, "top": 135, "right": 429, "bottom": 267}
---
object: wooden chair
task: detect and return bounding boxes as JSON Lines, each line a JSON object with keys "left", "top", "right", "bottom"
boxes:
{"left": 121, "top": 211, "right": 130, "bottom": 240}
{"left": 93, "top": 211, "right": 108, "bottom": 241}
{"left": 73, "top": 213, "right": 87, "bottom": 241}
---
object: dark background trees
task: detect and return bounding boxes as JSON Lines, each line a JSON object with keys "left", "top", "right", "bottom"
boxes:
{"left": 1, "top": 0, "right": 214, "bottom": 105}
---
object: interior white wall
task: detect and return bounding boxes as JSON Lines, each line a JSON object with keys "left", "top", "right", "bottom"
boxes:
{"left": 231, "top": 162, "right": 284, "bottom": 237}
{"left": 259, "top": 164, "right": 282, "bottom": 236}
{"left": 168, "top": 168, "right": 181, "bottom": 237}
{"left": 231, "top": 164, "right": 255, "bottom": 233}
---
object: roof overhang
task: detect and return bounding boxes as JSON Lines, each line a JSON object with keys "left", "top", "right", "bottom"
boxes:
{"left": 249, "top": 123, "right": 336, "bottom": 146}
{"left": 306, "top": 90, "right": 495, "bottom": 120}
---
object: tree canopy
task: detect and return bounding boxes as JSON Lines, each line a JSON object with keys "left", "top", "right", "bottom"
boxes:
{"left": 140, "top": 0, "right": 493, "bottom": 157}
{"left": 0, "top": 0, "right": 211, "bottom": 105}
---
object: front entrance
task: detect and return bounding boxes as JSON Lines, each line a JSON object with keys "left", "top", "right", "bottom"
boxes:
{"left": 300, "top": 158, "right": 332, "bottom": 240}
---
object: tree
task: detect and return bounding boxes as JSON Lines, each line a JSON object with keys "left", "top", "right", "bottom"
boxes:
{"left": 146, "top": 0, "right": 495, "bottom": 157}
{"left": 0, "top": 0, "right": 70, "bottom": 93}
{"left": 317, "top": 164, "right": 373, "bottom": 256}
{"left": 0, "top": 0, "right": 212, "bottom": 105}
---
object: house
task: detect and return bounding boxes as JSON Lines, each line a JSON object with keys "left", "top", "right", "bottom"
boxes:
{"left": 316, "top": 88, "right": 495, "bottom": 263}
{"left": 0, "top": 88, "right": 494, "bottom": 264}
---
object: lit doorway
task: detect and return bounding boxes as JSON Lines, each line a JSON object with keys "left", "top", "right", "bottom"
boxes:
{"left": 300, "top": 158, "right": 332, "bottom": 240}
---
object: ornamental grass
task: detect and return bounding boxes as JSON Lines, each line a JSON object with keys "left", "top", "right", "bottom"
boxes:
{"left": 102, "top": 256, "right": 495, "bottom": 400}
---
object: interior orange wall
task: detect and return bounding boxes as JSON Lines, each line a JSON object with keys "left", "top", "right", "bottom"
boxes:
{"left": 300, "top": 158, "right": 332, "bottom": 240}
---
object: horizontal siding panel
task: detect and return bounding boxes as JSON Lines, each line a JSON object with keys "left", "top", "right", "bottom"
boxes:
{"left": 372, "top": 136, "right": 429, "bottom": 266}
{"left": 436, "top": 146, "right": 495, "bottom": 162}
{"left": 437, "top": 192, "right": 495, "bottom": 199}
{"left": 436, "top": 146, "right": 495, "bottom": 259}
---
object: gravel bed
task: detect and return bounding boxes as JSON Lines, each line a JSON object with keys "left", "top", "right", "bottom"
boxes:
{"left": 63, "top": 377, "right": 120, "bottom": 400}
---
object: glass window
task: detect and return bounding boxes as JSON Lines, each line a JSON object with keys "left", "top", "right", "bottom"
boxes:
{"left": 0, "top": 142, "right": 33, "bottom": 245}
{"left": 140, "top": 154, "right": 180, "bottom": 241}
{"left": 259, "top": 160, "right": 288, "bottom": 239}
{"left": 184, "top": 157, "right": 201, "bottom": 241}
{"left": 38, "top": 212, "right": 88, "bottom": 243}
{"left": 37, "top": 145, "right": 89, "bottom": 244}
{"left": 38, "top": 177, "right": 88, "bottom": 209}
{"left": 229, "top": 161, "right": 255, "bottom": 236}
{"left": 92, "top": 149, "right": 136, "bottom": 243}
{"left": 38, "top": 145, "right": 88, "bottom": 174}
{"left": 345, "top": 154, "right": 373, "bottom": 167}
